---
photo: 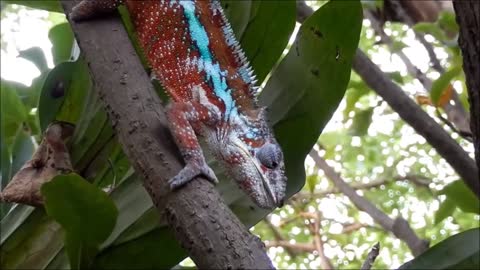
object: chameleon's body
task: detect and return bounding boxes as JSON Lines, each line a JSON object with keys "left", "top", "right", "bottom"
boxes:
{"left": 71, "top": 0, "right": 286, "bottom": 208}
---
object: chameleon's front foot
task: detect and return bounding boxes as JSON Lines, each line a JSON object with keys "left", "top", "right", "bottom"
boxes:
{"left": 168, "top": 160, "right": 218, "bottom": 189}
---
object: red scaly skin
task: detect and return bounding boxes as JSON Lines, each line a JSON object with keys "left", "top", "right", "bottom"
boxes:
{"left": 71, "top": 0, "right": 287, "bottom": 209}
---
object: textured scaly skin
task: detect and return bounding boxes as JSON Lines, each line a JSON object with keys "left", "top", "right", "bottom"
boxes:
{"left": 71, "top": 0, "right": 286, "bottom": 209}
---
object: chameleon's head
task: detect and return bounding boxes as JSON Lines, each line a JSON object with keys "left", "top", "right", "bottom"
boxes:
{"left": 218, "top": 109, "right": 287, "bottom": 209}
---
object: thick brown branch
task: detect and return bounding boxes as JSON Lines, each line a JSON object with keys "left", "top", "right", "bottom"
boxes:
{"left": 309, "top": 150, "right": 429, "bottom": 256}
{"left": 453, "top": 0, "right": 480, "bottom": 181}
{"left": 60, "top": 1, "right": 273, "bottom": 269}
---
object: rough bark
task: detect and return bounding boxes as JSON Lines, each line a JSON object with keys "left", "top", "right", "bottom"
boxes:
{"left": 453, "top": 0, "right": 480, "bottom": 181}
{"left": 60, "top": 1, "right": 274, "bottom": 269}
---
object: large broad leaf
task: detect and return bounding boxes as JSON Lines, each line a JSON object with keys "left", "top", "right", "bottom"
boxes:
{"left": 260, "top": 0, "right": 363, "bottom": 196}
{"left": 37, "top": 62, "right": 74, "bottom": 132}
{"left": 93, "top": 227, "right": 185, "bottom": 269}
{"left": 398, "top": 228, "right": 479, "bottom": 270}
{"left": 49, "top": 22, "right": 75, "bottom": 65}
{"left": 38, "top": 59, "right": 91, "bottom": 132}
{"left": 41, "top": 173, "right": 118, "bottom": 269}
{"left": 0, "top": 207, "right": 63, "bottom": 270}
{"left": 238, "top": 0, "right": 296, "bottom": 82}
{"left": 221, "top": 0, "right": 252, "bottom": 40}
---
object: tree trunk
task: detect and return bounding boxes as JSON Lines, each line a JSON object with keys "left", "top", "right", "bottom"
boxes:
{"left": 453, "top": 0, "right": 480, "bottom": 183}
{"left": 60, "top": 1, "right": 274, "bottom": 269}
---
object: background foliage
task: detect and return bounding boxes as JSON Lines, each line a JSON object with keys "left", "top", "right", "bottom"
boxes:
{"left": 1, "top": 0, "right": 479, "bottom": 269}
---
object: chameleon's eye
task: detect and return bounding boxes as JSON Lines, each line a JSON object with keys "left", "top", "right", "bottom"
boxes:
{"left": 257, "top": 143, "right": 282, "bottom": 169}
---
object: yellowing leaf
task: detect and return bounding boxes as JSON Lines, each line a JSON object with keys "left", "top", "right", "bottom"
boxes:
{"left": 437, "top": 84, "right": 454, "bottom": 107}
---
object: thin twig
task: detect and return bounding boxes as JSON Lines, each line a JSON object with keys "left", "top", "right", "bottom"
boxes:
{"left": 435, "top": 108, "right": 473, "bottom": 141}
{"left": 312, "top": 211, "right": 334, "bottom": 270}
{"left": 361, "top": 242, "right": 381, "bottom": 270}
{"left": 294, "top": 174, "right": 431, "bottom": 200}
{"left": 265, "top": 241, "right": 316, "bottom": 252}
{"left": 264, "top": 217, "right": 298, "bottom": 258}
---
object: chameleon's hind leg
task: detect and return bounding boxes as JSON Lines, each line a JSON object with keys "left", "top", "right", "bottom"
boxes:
{"left": 166, "top": 99, "right": 220, "bottom": 189}
{"left": 70, "top": 0, "right": 124, "bottom": 21}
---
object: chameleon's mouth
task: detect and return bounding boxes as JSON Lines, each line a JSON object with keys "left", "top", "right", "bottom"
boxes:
{"left": 232, "top": 139, "right": 278, "bottom": 207}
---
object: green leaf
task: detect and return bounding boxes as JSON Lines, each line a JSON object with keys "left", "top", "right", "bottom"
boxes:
{"left": 1, "top": 120, "right": 12, "bottom": 191}
{"left": 38, "top": 59, "right": 91, "bottom": 133}
{"left": 260, "top": 0, "right": 362, "bottom": 197}
{"left": 399, "top": 228, "right": 479, "bottom": 270}
{"left": 222, "top": 0, "right": 252, "bottom": 40}
{"left": 38, "top": 62, "right": 74, "bottom": 133}
{"left": 385, "top": 71, "right": 404, "bottom": 84}
{"left": 413, "top": 22, "right": 447, "bottom": 42}
{"left": 0, "top": 207, "right": 62, "bottom": 270}
{"left": 10, "top": 128, "right": 34, "bottom": 176}
{"left": 41, "top": 173, "right": 118, "bottom": 269}
{"left": 430, "top": 66, "right": 462, "bottom": 105}
{"left": 306, "top": 174, "right": 318, "bottom": 194}
{"left": 350, "top": 107, "right": 374, "bottom": 136}
{"left": 55, "top": 58, "right": 92, "bottom": 124}
{"left": 344, "top": 81, "right": 370, "bottom": 120}
{"left": 93, "top": 227, "right": 185, "bottom": 269}
{"left": 440, "top": 180, "right": 480, "bottom": 214}
{"left": 18, "top": 47, "right": 49, "bottom": 73}
{"left": 438, "top": 11, "right": 459, "bottom": 34}
{"left": 4, "top": 0, "right": 62, "bottom": 13}
{"left": 1, "top": 80, "right": 29, "bottom": 145}
{"left": 239, "top": 0, "right": 296, "bottom": 82}
{"left": 391, "top": 40, "right": 407, "bottom": 53}
{"left": 434, "top": 198, "right": 456, "bottom": 225}
{"left": 49, "top": 23, "right": 75, "bottom": 65}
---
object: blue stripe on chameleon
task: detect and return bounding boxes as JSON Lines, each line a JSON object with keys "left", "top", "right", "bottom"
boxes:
{"left": 180, "top": 1, "right": 238, "bottom": 119}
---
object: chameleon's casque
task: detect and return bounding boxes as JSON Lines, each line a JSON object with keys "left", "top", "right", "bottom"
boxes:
{"left": 71, "top": 0, "right": 287, "bottom": 209}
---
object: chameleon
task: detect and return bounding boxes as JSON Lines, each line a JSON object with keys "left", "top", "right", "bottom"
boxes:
{"left": 70, "top": 0, "right": 287, "bottom": 209}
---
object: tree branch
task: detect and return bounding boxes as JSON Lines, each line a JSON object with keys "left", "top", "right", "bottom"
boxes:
{"left": 294, "top": 174, "right": 431, "bottom": 200}
{"left": 352, "top": 49, "right": 479, "bottom": 197}
{"left": 309, "top": 149, "right": 429, "bottom": 256}
{"left": 365, "top": 8, "right": 471, "bottom": 135}
{"left": 311, "top": 211, "right": 334, "bottom": 270}
{"left": 453, "top": 0, "right": 480, "bottom": 181}
{"left": 264, "top": 217, "right": 299, "bottom": 258}
{"left": 296, "top": 0, "right": 479, "bottom": 199}
{"left": 60, "top": 1, "right": 273, "bottom": 269}
{"left": 361, "top": 242, "right": 380, "bottom": 270}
